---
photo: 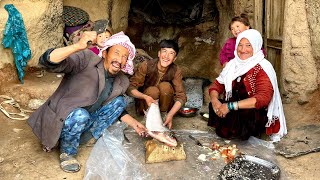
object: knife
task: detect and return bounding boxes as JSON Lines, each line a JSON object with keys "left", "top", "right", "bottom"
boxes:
{"left": 189, "top": 135, "right": 203, "bottom": 147}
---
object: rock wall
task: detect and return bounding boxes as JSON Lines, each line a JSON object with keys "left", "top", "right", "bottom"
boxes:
{"left": 305, "top": 0, "right": 320, "bottom": 85}
{"left": 0, "top": 0, "right": 64, "bottom": 68}
{"left": 63, "top": 0, "right": 130, "bottom": 33}
{"left": 63, "top": 0, "right": 109, "bottom": 22}
{"left": 282, "top": 0, "right": 318, "bottom": 104}
{"left": 0, "top": 0, "right": 319, "bottom": 105}
{"left": 0, "top": 0, "right": 131, "bottom": 86}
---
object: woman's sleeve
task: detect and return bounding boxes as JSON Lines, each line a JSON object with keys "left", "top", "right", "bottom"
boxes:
{"left": 252, "top": 69, "right": 274, "bottom": 109}
{"left": 208, "top": 80, "right": 225, "bottom": 95}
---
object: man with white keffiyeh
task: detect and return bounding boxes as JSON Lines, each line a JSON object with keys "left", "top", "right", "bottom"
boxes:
{"left": 208, "top": 29, "right": 287, "bottom": 142}
{"left": 28, "top": 31, "right": 147, "bottom": 173}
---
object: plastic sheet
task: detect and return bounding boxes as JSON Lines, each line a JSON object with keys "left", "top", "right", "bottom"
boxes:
{"left": 84, "top": 121, "right": 151, "bottom": 180}
{"left": 123, "top": 129, "right": 286, "bottom": 179}
{"left": 84, "top": 123, "right": 287, "bottom": 179}
{"left": 248, "top": 136, "right": 275, "bottom": 149}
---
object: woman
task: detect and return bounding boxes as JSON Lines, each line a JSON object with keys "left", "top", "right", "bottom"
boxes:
{"left": 208, "top": 29, "right": 286, "bottom": 142}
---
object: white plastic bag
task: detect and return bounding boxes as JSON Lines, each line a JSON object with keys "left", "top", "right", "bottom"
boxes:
{"left": 84, "top": 121, "right": 151, "bottom": 180}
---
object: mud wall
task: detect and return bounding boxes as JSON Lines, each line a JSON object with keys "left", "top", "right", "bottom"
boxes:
{"left": 282, "top": 0, "right": 319, "bottom": 104}
{"left": 0, "top": 0, "right": 130, "bottom": 87}
{"left": 0, "top": 0, "right": 64, "bottom": 68}
{"left": 63, "top": 0, "right": 131, "bottom": 33}
{"left": 0, "top": 0, "right": 319, "bottom": 105}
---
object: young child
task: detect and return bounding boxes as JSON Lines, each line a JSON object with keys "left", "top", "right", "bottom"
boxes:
{"left": 89, "top": 19, "right": 113, "bottom": 57}
{"left": 219, "top": 13, "right": 266, "bottom": 67}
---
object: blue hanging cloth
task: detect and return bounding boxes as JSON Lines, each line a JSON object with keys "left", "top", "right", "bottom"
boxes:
{"left": 2, "top": 4, "right": 32, "bottom": 84}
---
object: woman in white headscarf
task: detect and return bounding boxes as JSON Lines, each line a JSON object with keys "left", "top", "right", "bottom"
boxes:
{"left": 208, "top": 29, "right": 287, "bottom": 142}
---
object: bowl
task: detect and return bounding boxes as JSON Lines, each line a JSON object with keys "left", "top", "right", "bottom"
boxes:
{"left": 178, "top": 107, "right": 199, "bottom": 117}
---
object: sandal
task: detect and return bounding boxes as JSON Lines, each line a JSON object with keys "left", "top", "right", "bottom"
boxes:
{"left": 59, "top": 153, "right": 80, "bottom": 173}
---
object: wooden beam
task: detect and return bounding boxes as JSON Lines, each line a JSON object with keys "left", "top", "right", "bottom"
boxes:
{"left": 253, "top": 0, "right": 263, "bottom": 33}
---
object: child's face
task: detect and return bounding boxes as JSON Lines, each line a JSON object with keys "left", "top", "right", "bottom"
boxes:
{"left": 230, "top": 21, "right": 250, "bottom": 37}
{"left": 96, "top": 31, "right": 112, "bottom": 48}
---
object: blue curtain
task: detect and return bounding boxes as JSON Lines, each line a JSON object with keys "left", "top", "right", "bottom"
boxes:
{"left": 2, "top": 4, "right": 32, "bottom": 84}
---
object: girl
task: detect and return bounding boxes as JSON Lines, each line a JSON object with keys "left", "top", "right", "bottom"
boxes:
{"left": 219, "top": 13, "right": 266, "bottom": 67}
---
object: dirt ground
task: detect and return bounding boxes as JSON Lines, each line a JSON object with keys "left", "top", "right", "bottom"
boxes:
{"left": 0, "top": 71, "right": 319, "bottom": 180}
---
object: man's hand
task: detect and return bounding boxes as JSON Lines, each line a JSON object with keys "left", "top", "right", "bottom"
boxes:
{"left": 49, "top": 31, "right": 98, "bottom": 63}
{"left": 133, "top": 122, "right": 148, "bottom": 137}
{"left": 120, "top": 114, "right": 147, "bottom": 137}
{"left": 75, "top": 31, "right": 97, "bottom": 50}
{"left": 163, "top": 114, "right": 173, "bottom": 129}
{"left": 144, "top": 95, "right": 157, "bottom": 107}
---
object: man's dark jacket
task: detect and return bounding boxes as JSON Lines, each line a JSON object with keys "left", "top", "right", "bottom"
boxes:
{"left": 28, "top": 49, "right": 129, "bottom": 149}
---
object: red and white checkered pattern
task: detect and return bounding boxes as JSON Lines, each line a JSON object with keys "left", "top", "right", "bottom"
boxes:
{"left": 100, "top": 31, "right": 136, "bottom": 75}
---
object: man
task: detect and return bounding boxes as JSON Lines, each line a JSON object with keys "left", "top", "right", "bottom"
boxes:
{"left": 127, "top": 39, "right": 187, "bottom": 129}
{"left": 28, "top": 31, "right": 147, "bottom": 173}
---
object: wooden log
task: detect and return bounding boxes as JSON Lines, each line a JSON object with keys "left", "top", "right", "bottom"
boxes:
{"left": 145, "top": 139, "right": 186, "bottom": 164}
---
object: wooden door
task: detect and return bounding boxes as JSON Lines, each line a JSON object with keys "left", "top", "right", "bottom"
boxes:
{"left": 264, "top": 0, "right": 285, "bottom": 85}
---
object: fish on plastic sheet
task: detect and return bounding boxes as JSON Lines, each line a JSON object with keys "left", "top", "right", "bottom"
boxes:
{"left": 145, "top": 103, "right": 177, "bottom": 147}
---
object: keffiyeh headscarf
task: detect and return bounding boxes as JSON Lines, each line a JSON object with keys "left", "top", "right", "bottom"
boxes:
{"left": 216, "top": 29, "right": 287, "bottom": 142}
{"left": 100, "top": 31, "right": 136, "bottom": 75}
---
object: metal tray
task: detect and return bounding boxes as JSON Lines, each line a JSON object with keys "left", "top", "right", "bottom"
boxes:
{"left": 217, "top": 155, "right": 281, "bottom": 180}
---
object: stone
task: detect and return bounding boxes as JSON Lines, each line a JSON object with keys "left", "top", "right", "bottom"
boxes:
{"left": 275, "top": 124, "right": 320, "bottom": 158}
{"left": 28, "top": 99, "right": 46, "bottom": 110}
{"left": 145, "top": 139, "right": 186, "bottom": 163}
{"left": 184, "top": 78, "right": 204, "bottom": 109}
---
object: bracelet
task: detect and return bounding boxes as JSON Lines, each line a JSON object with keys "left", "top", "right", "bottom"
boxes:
{"left": 227, "top": 102, "right": 232, "bottom": 111}
{"left": 228, "top": 101, "right": 239, "bottom": 111}
{"left": 234, "top": 101, "right": 239, "bottom": 110}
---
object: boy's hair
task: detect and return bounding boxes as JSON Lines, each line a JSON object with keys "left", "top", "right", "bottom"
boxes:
{"left": 229, "top": 13, "right": 251, "bottom": 30}
{"left": 159, "top": 39, "right": 179, "bottom": 55}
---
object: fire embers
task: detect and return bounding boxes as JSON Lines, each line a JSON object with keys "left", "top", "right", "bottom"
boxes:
{"left": 210, "top": 142, "right": 240, "bottom": 163}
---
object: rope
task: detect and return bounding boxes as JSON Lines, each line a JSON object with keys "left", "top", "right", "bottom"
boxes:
{"left": 0, "top": 95, "right": 33, "bottom": 121}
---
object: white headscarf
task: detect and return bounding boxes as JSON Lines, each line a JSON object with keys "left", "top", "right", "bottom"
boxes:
{"left": 100, "top": 31, "right": 136, "bottom": 75}
{"left": 216, "top": 29, "right": 287, "bottom": 142}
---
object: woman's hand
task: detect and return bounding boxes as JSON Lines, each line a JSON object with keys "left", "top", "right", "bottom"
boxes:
{"left": 212, "top": 98, "right": 222, "bottom": 114}
{"left": 216, "top": 103, "right": 230, "bottom": 118}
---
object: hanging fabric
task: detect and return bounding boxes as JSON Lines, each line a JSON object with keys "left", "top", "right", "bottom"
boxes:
{"left": 2, "top": 4, "right": 32, "bottom": 83}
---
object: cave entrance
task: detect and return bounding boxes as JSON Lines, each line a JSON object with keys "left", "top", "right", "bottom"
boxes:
{"left": 127, "top": 0, "right": 219, "bottom": 60}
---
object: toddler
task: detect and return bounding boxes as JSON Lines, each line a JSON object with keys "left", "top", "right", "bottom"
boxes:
{"left": 220, "top": 13, "right": 266, "bottom": 67}
{"left": 89, "top": 19, "right": 113, "bottom": 57}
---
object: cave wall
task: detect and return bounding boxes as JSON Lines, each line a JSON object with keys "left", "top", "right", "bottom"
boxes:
{"left": 0, "top": 0, "right": 64, "bottom": 68}
{"left": 282, "top": 0, "right": 319, "bottom": 104}
{"left": 0, "top": 0, "right": 130, "bottom": 87}
{"left": 0, "top": 0, "right": 64, "bottom": 86}
{"left": 0, "top": 0, "right": 319, "bottom": 105}
{"left": 63, "top": 0, "right": 131, "bottom": 33}
{"left": 127, "top": 0, "right": 220, "bottom": 81}
{"left": 305, "top": 0, "right": 320, "bottom": 86}
{"left": 63, "top": 0, "right": 109, "bottom": 22}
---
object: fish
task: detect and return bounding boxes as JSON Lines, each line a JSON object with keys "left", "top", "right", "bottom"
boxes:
{"left": 145, "top": 103, "right": 177, "bottom": 147}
